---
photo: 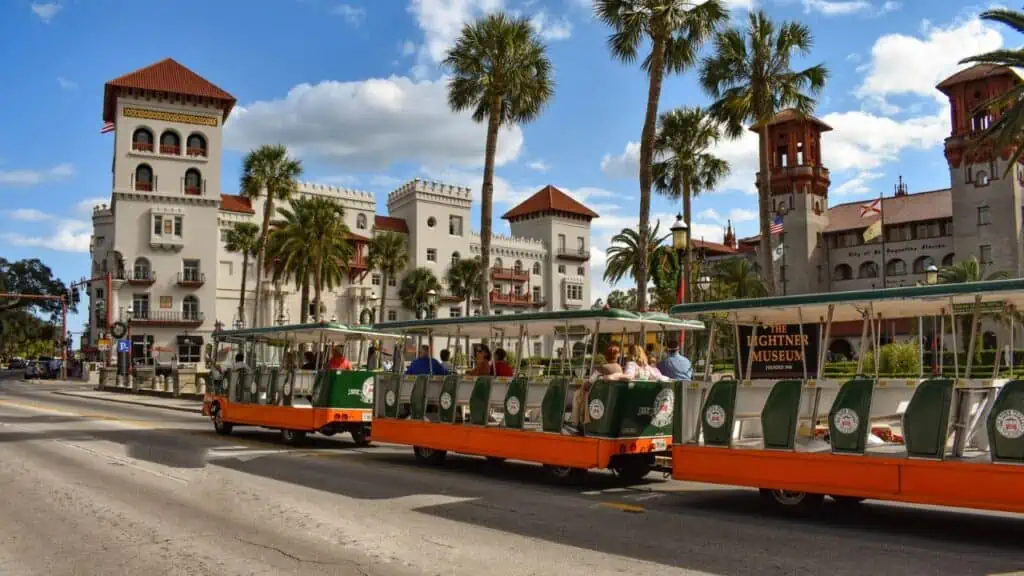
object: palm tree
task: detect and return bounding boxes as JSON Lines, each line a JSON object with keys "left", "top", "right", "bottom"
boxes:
{"left": 713, "top": 257, "right": 767, "bottom": 300}
{"left": 597, "top": 0, "right": 727, "bottom": 310}
{"left": 653, "top": 106, "right": 730, "bottom": 302}
{"left": 939, "top": 257, "right": 1013, "bottom": 356}
{"left": 444, "top": 12, "right": 555, "bottom": 314}
{"left": 266, "top": 201, "right": 313, "bottom": 323}
{"left": 607, "top": 288, "right": 638, "bottom": 310}
{"left": 224, "top": 222, "right": 260, "bottom": 327}
{"left": 240, "top": 144, "right": 303, "bottom": 327}
{"left": 367, "top": 232, "right": 409, "bottom": 323}
{"left": 700, "top": 10, "right": 828, "bottom": 295}
{"left": 268, "top": 197, "right": 351, "bottom": 323}
{"left": 603, "top": 223, "right": 670, "bottom": 286}
{"left": 446, "top": 257, "right": 484, "bottom": 317}
{"left": 959, "top": 9, "right": 1024, "bottom": 172}
{"left": 399, "top": 267, "right": 443, "bottom": 319}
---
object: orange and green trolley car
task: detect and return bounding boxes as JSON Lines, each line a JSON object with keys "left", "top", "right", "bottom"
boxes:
{"left": 370, "top": 309, "right": 704, "bottom": 483}
{"left": 202, "top": 322, "right": 402, "bottom": 445}
{"left": 669, "top": 278, "right": 1024, "bottom": 514}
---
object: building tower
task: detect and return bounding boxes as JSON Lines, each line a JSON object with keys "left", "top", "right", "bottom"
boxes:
{"left": 752, "top": 110, "right": 832, "bottom": 295}
{"left": 938, "top": 64, "right": 1024, "bottom": 277}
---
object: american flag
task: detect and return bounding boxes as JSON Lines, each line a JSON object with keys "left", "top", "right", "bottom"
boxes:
{"left": 100, "top": 121, "right": 115, "bottom": 134}
{"left": 769, "top": 215, "right": 784, "bottom": 235}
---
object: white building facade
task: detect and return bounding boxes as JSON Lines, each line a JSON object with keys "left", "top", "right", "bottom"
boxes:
{"left": 84, "top": 59, "right": 596, "bottom": 366}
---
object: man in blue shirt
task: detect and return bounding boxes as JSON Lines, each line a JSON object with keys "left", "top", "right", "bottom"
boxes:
{"left": 657, "top": 340, "right": 692, "bottom": 381}
{"left": 405, "top": 345, "right": 449, "bottom": 375}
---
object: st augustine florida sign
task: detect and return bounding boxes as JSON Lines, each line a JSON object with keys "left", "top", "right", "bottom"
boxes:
{"left": 737, "top": 323, "right": 820, "bottom": 379}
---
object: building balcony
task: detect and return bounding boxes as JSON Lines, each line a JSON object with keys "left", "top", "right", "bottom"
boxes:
{"left": 490, "top": 292, "right": 533, "bottom": 307}
{"left": 134, "top": 180, "right": 153, "bottom": 192}
{"left": 132, "top": 142, "right": 154, "bottom": 153}
{"left": 127, "top": 310, "right": 204, "bottom": 327}
{"left": 491, "top": 266, "right": 530, "bottom": 282}
{"left": 182, "top": 178, "right": 206, "bottom": 196}
{"left": 440, "top": 291, "right": 465, "bottom": 303}
{"left": 347, "top": 254, "right": 369, "bottom": 270}
{"left": 177, "top": 271, "right": 205, "bottom": 287}
{"left": 122, "top": 270, "right": 156, "bottom": 285}
{"left": 556, "top": 248, "right": 590, "bottom": 261}
{"left": 160, "top": 144, "right": 180, "bottom": 155}
{"left": 186, "top": 146, "right": 207, "bottom": 158}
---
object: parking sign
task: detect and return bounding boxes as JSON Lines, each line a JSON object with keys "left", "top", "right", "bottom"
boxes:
{"left": 117, "top": 340, "right": 130, "bottom": 353}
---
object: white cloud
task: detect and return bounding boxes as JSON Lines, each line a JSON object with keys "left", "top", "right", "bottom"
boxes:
{"left": 400, "top": 40, "right": 417, "bottom": 57}
{"left": 75, "top": 197, "right": 108, "bottom": 214}
{"left": 332, "top": 4, "right": 366, "bottom": 25}
{"left": 30, "top": 2, "right": 60, "bottom": 22}
{"left": 420, "top": 165, "right": 616, "bottom": 209}
{"left": 407, "top": 0, "right": 504, "bottom": 70}
{"left": 224, "top": 76, "right": 524, "bottom": 170}
{"left": 802, "top": 0, "right": 871, "bottom": 15}
{"left": 0, "top": 163, "right": 75, "bottom": 186}
{"left": 697, "top": 208, "right": 721, "bottom": 222}
{"left": 696, "top": 206, "right": 756, "bottom": 224}
{"left": 369, "top": 175, "right": 404, "bottom": 188}
{"left": 3, "top": 219, "right": 91, "bottom": 253}
{"left": 821, "top": 108, "right": 949, "bottom": 171}
{"left": 526, "top": 159, "right": 550, "bottom": 172}
{"left": 832, "top": 170, "right": 884, "bottom": 196}
{"left": 599, "top": 142, "right": 639, "bottom": 179}
{"left": 57, "top": 77, "right": 77, "bottom": 90}
{"left": 728, "top": 208, "right": 757, "bottom": 222}
{"left": 530, "top": 11, "right": 572, "bottom": 41}
{"left": 5, "top": 209, "right": 52, "bottom": 222}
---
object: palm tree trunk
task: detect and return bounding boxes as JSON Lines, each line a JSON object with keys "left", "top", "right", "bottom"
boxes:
{"left": 636, "top": 34, "right": 667, "bottom": 311}
{"left": 757, "top": 128, "right": 777, "bottom": 295}
{"left": 479, "top": 97, "right": 501, "bottom": 316}
{"left": 238, "top": 253, "right": 250, "bottom": 325}
{"left": 252, "top": 196, "right": 275, "bottom": 327}
{"left": 314, "top": 265, "right": 323, "bottom": 323}
{"left": 299, "top": 277, "right": 310, "bottom": 324}
{"left": 682, "top": 180, "right": 693, "bottom": 304}
{"left": 379, "top": 275, "right": 389, "bottom": 323}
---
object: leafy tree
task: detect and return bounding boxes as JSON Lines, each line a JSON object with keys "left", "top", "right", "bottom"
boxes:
{"left": 700, "top": 10, "right": 828, "bottom": 294}
{"left": 368, "top": 232, "right": 409, "bottom": 324}
{"left": 0, "top": 257, "right": 76, "bottom": 318}
{"left": 597, "top": 0, "right": 727, "bottom": 310}
{"left": 606, "top": 288, "right": 637, "bottom": 310}
{"left": 446, "top": 257, "right": 485, "bottom": 317}
{"left": 711, "top": 257, "right": 766, "bottom": 300}
{"left": 224, "top": 222, "right": 260, "bottom": 326}
{"left": 399, "top": 267, "right": 443, "bottom": 319}
{"left": 604, "top": 223, "right": 670, "bottom": 287}
{"left": 444, "top": 12, "right": 554, "bottom": 314}
{"left": 653, "top": 106, "right": 730, "bottom": 301}
{"left": 241, "top": 144, "right": 303, "bottom": 327}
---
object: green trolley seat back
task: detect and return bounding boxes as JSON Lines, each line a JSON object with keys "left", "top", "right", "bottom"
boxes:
{"left": 438, "top": 374, "right": 460, "bottom": 423}
{"left": 541, "top": 378, "right": 569, "bottom": 433}
{"left": 468, "top": 376, "right": 493, "bottom": 425}
{"left": 409, "top": 375, "right": 429, "bottom": 420}
{"left": 584, "top": 379, "right": 616, "bottom": 437}
{"left": 235, "top": 369, "right": 250, "bottom": 403}
{"left": 828, "top": 378, "right": 875, "bottom": 454}
{"left": 218, "top": 368, "right": 231, "bottom": 398}
{"left": 903, "top": 378, "right": 954, "bottom": 459}
{"left": 316, "top": 370, "right": 377, "bottom": 409}
{"left": 701, "top": 378, "right": 738, "bottom": 447}
{"left": 613, "top": 380, "right": 675, "bottom": 438}
{"left": 987, "top": 379, "right": 1024, "bottom": 463}
{"left": 378, "top": 373, "right": 403, "bottom": 418}
{"left": 266, "top": 367, "right": 280, "bottom": 406}
{"left": 281, "top": 368, "right": 295, "bottom": 407}
{"left": 311, "top": 370, "right": 332, "bottom": 407}
{"left": 502, "top": 376, "right": 529, "bottom": 429}
{"left": 761, "top": 380, "right": 804, "bottom": 450}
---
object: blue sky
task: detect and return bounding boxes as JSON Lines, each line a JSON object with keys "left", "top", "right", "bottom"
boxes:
{"left": 0, "top": 0, "right": 1007, "bottom": 336}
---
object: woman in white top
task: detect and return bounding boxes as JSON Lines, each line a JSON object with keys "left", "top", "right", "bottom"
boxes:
{"left": 622, "top": 344, "right": 671, "bottom": 382}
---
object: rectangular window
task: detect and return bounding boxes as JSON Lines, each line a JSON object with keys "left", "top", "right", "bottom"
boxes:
{"left": 159, "top": 295, "right": 173, "bottom": 309}
{"left": 372, "top": 274, "right": 381, "bottom": 286}
{"left": 132, "top": 294, "right": 150, "bottom": 319}
{"left": 177, "top": 335, "right": 202, "bottom": 363}
{"left": 576, "top": 237, "right": 584, "bottom": 252}
{"left": 163, "top": 218, "right": 173, "bottom": 235}
{"left": 533, "top": 342, "right": 542, "bottom": 357}
{"left": 532, "top": 286, "right": 541, "bottom": 302}
{"left": 980, "top": 244, "right": 993, "bottom": 265}
{"left": 449, "top": 307, "right": 462, "bottom": 318}
{"left": 449, "top": 215, "right": 463, "bottom": 236}
{"left": 154, "top": 215, "right": 162, "bottom": 235}
{"left": 558, "top": 264, "right": 566, "bottom": 274}
{"left": 183, "top": 259, "right": 200, "bottom": 282}
{"left": 978, "top": 206, "right": 991, "bottom": 226}
{"left": 387, "top": 276, "right": 396, "bottom": 287}
{"left": 220, "top": 229, "right": 229, "bottom": 242}
{"left": 796, "top": 142, "right": 805, "bottom": 165}
{"left": 513, "top": 284, "right": 522, "bottom": 296}
{"left": 558, "top": 234, "right": 566, "bottom": 252}
{"left": 426, "top": 248, "right": 437, "bottom": 262}
{"left": 174, "top": 216, "right": 183, "bottom": 236}
{"left": 387, "top": 310, "right": 397, "bottom": 322}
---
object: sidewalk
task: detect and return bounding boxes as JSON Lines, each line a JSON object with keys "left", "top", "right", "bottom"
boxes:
{"left": 54, "top": 388, "right": 202, "bottom": 414}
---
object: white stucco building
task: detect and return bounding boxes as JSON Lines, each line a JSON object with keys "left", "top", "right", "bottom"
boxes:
{"left": 84, "top": 58, "right": 597, "bottom": 366}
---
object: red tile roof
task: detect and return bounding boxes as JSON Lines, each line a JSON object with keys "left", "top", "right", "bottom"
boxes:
{"left": 346, "top": 231, "right": 371, "bottom": 242}
{"left": 823, "top": 189, "right": 951, "bottom": 233}
{"left": 219, "top": 194, "right": 254, "bottom": 214}
{"left": 750, "top": 108, "right": 832, "bottom": 132}
{"left": 692, "top": 239, "right": 737, "bottom": 255}
{"left": 103, "top": 58, "right": 237, "bottom": 122}
{"left": 937, "top": 64, "right": 1021, "bottom": 93}
{"left": 375, "top": 215, "right": 409, "bottom": 233}
{"left": 502, "top": 185, "right": 599, "bottom": 221}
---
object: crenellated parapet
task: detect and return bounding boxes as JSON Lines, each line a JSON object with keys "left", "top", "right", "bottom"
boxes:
{"left": 297, "top": 181, "right": 376, "bottom": 211}
{"left": 387, "top": 178, "right": 473, "bottom": 212}
{"left": 469, "top": 232, "right": 546, "bottom": 259}
{"left": 92, "top": 204, "right": 113, "bottom": 221}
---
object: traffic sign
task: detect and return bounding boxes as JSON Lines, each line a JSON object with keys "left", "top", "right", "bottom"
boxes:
{"left": 117, "top": 340, "right": 130, "bottom": 353}
{"left": 97, "top": 338, "right": 111, "bottom": 351}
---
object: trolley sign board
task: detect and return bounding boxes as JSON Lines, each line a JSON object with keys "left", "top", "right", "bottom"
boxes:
{"left": 737, "top": 323, "right": 820, "bottom": 379}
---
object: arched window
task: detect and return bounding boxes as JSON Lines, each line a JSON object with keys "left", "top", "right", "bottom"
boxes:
{"left": 450, "top": 251, "right": 460, "bottom": 267}
{"left": 858, "top": 261, "right": 879, "bottom": 278}
{"left": 886, "top": 258, "right": 907, "bottom": 276}
{"left": 159, "top": 131, "right": 181, "bottom": 155}
{"left": 183, "top": 295, "right": 200, "bottom": 321}
{"left": 132, "top": 128, "right": 154, "bottom": 152}
{"left": 942, "top": 253, "right": 955, "bottom": 267}
{"left": 514, "top": 260, "right": 523, "bottom": 273}
{"left": 133, "top": 257, "right": 151, "bottom": 280}
{"left": 493, "top": 257, "right": 503, "bottom": 270}
{"left": 833, "top": 264, "right": 853, "bottom": 281}
{"left": 356, "top": 213, "right": 367, "bottom": 229}
{"left": 135, "top": 164, "right": 153, "bottom": 191}
{"left": 913, "top": 256, "right": 935, "bottom": 274}
{"left": 186, "top": 133, "right": 207, "bottom": 157}
{"left": 532, "top": 262, "right": 541, "bottom": 275}
{"left": 184, "top": 168, "right": 202, "bottom": 195}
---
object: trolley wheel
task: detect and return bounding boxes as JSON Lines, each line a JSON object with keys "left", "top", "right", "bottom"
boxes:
{"left": 831, "top": 495, "right": 866, "bottom": 507}
{"left": 759, "top": 488, "right": 825, "bottom": 510}
{"left": 350, "top": 426, "right": 371, "bottom": 447}
{"left": 544, "top": 465, "right": 587, "bottom": 485}
{"left": 413, "top": 446, "right": 447, "bottom": 465}
{"left": 211, "top": 404, "right": 233, "bottom": 435}
{"left": 280, "top": 429, "right": 307, "bottom": 445}
{"left": 612, "top": 457, "right": 653, "bottom": 484}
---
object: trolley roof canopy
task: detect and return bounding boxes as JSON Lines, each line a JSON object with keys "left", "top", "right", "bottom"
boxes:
{"left": 213, "top": 321, "right": 403, "bottom": 344}
{"left": 372, "top": 308, "right": 704, "bottom": 338}
{"left": 669, "top": 278, "right": 1024, "bottom": 325}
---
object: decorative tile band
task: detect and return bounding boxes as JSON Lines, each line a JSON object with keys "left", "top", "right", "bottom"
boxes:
{"left": 123, "top": 107, "right": 218, "bottom": 127}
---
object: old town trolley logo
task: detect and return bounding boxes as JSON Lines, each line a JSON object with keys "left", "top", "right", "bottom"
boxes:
{"left": 440, "top": 392, "right": 453, "bottom": 410}
{"left": 588, "top": 399, "right": 605, "bottom": 421}
{"left": 704, "top": 405, "right": 727, "bottom": 428}
{"left": 347, "top": 377, "right": 375, "bottom": 404}
{"left": 385, "top": 389, "right": 397, "bottom": 407}
{"left": 833, "top": 408, "right": 860, "bottom": 435}
{"left": 638, "top": 388, "right": 675, "bottom": 428}
{"left": 995, "top": 409, "right": 1024, "bottom": 439}
{"left": 505, "top": 396, "right": 521, "bottom": 416}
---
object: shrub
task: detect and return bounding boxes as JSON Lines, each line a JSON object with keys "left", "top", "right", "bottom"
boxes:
{"left": 861, "top": 342, "right": 921, "bottom": 376}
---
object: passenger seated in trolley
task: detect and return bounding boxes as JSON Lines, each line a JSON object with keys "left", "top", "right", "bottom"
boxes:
{"left": 468, "top": 345, "right": 492, "bottom": 376}
{"left": 623, "top": 344, "right": 671, "bottom": 382}
{"left": 492, "top": 348, "right": 514, "bottom": 377}
{"left": 328, "top": 345, "right": 352, "bottom": 370}
{"left": 570, "top": 344, "right": 625, "bottom": 431}
{"left": 406, "top": 345, "right": 449, "bottom": 375}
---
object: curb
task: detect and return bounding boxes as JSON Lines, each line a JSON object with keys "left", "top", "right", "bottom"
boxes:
{"left": 53, "top": 391, "right": 202, "bottom": 414}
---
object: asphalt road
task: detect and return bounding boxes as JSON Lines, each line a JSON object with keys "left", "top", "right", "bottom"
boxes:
{"left": 1, "top": 374, "right": 1023, "bottom": 576}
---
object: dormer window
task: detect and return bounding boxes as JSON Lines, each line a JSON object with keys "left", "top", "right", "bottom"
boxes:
{"left": 184, "top": 168, "right": 202, "bottom": 195}
{"left": 132, "top": 128, "right": 154, "bottom": 152}
{"left": 159, "top": 131, "right": 181, "bottom": 155}
{"left": 135, "top": 164, "right": 153, "bottom": 192}
{"left": 186, "top": 134, "right": 207, "bottom": 157}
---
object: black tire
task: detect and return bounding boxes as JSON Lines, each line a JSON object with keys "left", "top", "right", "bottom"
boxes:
{"left": 280, "top": 429, "right": 307, "bottom": 445}
{"left": 211, "top": 404, "right": 233, "bottom": 435}
{"left": 613, "top": 457, "right": 653, "bottom": 484}
{"left": 544, "top": 465, "right": 587, "bottom": 485}
{"left": 485, "top": 456, "right": 506, "bottom": 465}
{"left": 413, "top": 446, "right": 447, "bottom": 465}
{"left": 831, "top": 495, "right": 867, "bottom": 507}
{"left": 759, "top": 488, "right": 825, "bottom": 511}
{"left": 350, "top": 426, "right": 371, "bottom": 447}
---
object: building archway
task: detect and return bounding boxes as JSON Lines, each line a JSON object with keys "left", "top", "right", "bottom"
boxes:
{"left": 828, "top": 338, "right": 854, "bottom": 361}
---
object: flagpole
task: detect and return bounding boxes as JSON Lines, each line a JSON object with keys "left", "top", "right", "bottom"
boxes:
{"left": 781, "top": 229, "right": 787, "bottom": 296}
{"left": 879, "top": 191, "right": 886, "bottom": 289}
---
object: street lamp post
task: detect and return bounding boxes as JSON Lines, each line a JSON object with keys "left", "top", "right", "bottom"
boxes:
{"left": 670, "top": 214, "right": 690, "bottom": 347}
{"left": 926, "top": 264, "right": 939, "bottom": 375}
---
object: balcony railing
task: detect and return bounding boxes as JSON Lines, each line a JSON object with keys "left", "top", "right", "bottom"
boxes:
{"left": 134, "top": 180, "right": 153, "bottom": 192}
{"left": 160, "top": 144, "right": 181, "bottom": 155}
{"left": 491, "top": 267, "right": 530, "bottom": 282}
{"left": 177, "top": 271, "right": 205, "bottom": 286}
{"left": 132, "top": 141, "right": 154, "bottom": 152}
{"left": 182, "top": 177, "right": 206, "bottom": 196}
{"left": 186, "top": 146, "right": 207, "bottom": 157}
{"left": 556, "top": 247, "right": 590, "bottom": 261}
{"left": 122, "top": 270, "right": 156, "bottom": 284}
{"left": 128, "top": 310, "right": 204, "bottom": 325}
{"left": 490, "top": 291, "right": 533, "bottom": 307}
